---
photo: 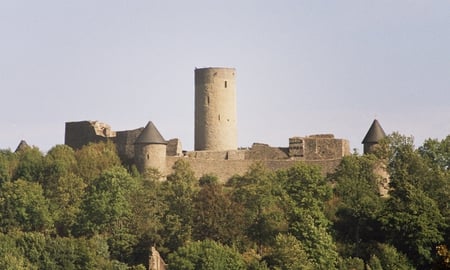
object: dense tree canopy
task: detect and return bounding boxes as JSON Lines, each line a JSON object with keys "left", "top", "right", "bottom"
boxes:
{"left": 0, "top": 133, "right": 449, "bottom": 269}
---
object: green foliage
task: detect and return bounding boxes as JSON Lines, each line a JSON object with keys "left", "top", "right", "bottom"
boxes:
{"left": 192, "top": 177, "right": 246, "bottom": 246}
{"left": 47, "top": 173, "right": 86, "bottom": 236}
{"left": 1, "top": 132, "right": 450, "bottom": 269}
{"left": 378, "top": 133, "right": 448, "bottom": 267}
{"left": 332, "top": 155, "right": 384, "bottom": 257}
{"left": 75, "top": 141, "right": 121, "bottom": 182}
{"left": 0, "top": 179, "right": 53, "bottom": 233}
{"left": 419, "top": 135, "right": 450, "bottom": 171}
{"left": 265, "top": 233, "right": 314, "bottom": 270}
{"left": 128, "top": 172, "right": 167, "bottom": 265}
{"left": 369, "top": 244, "right": 414, "bottom": 270}
{"left": 0, "top": 231, "right": 132, "bottom": 270}
{"left": 279, "top": 163, "right": 338, "bottom": 270}
{"left": 381, "top": 182, "right": 445, "bottom": 266}
{"left": 229, "top": 163, "right": 288, "bottom": 253}
{"left": 0, "top": 149, "right": 17, "bottom": 184}
{"left": 75, "top": 166, "right": 136, "bottom": 235}
{"left": 159, "top": 160, "right": 199, "bottom": 253}
{"left": 168, "top": 239, "right": 246, "bottom": 270}
{"left": 13, "top": 147, "right": 44, "bottom": 182}
{"left": 337, "top": 257, "right": 365, "bottom": 270}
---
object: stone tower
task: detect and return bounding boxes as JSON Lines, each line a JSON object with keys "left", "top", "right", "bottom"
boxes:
{"left": 194, "top": 67, "right": 237, "bottom": 151}
{"left": 362, "top": 119, "right": 386, "bottom": 154}
{"left": 134, "top": 121, "right": 167, "bottom": 174}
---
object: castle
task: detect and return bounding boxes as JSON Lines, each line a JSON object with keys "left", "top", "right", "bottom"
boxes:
{"left": 64, "top": 67, "right": 384, "bottom": 181}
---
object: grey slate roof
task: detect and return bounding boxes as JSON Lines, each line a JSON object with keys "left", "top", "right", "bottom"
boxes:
{"left": 134, "top": 121, "right": 167, "bottom": 145}
{"left": 362, "top": 119, "right": 386, "bottom": 143}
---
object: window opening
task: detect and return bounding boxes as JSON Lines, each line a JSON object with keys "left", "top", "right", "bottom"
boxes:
{"left": 224, "top": 81, "right": 228, "bottom": 88}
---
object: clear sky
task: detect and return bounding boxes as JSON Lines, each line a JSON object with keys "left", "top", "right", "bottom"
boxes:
{"left": 1, "top": 1, "right": 449, "bottom": 153}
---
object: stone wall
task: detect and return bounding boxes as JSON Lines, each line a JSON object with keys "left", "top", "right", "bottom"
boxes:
{"left": 114, "top": 128, "right": 144, "bottom": 165}
{"left": 246, "top": 143, "right": 289, "bottom": 160}
{"left": 166, "top": 156, "right": 342, "bottom": 182}
{"left": 167, "top": 138, "right": 182, "bottom": 156}
{"left": 289, "top": 135, "right": 350, "bottom": 160}
{"left": 65, "top": 121, "right": 115, "bottom": 149}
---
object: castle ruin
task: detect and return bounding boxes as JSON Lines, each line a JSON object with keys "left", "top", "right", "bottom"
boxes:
{"left": 64, "top": 67, "right": 371, "bottom": 181}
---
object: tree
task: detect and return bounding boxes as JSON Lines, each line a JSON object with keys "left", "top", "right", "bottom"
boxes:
{"left": 192, "top": 174, "right": 246, "bottom": 246}
{"left": 229, "top": 163, "right": 288, "bottom": 254}
{"left": 381, "top": 182, "right": 445, "bottom": 267}
{"left": 74, "top": 166, "right": 138, "bottom": 263}
{"left": 128, "top": 169, "right": 167, "bottom": 266}
{"left": 264, "top": 233, "right": 314, "bottom": 270}
{"left": 0, "top": 179, "right": 53, "bottom": 233}
{"left": 42, "top": 144, "right": 78, "bottom": 189}
{"left": 13, "top": 147, "right": 44, "bottom": 182}
{"left": 378, "top": 133, "right": 448, "bottom": 267}
{"left": 159, "top": 160, "right": 199, "bottom": 253}
{"left": 278, "top": 163, "right": 339, "bottom": 270}
{"left": 0, "top": 149, "right": 17, "bottom": 184}
{"left": 332, "top": 155, "right": 384, "bottom": 257}
{"left": 0, "top": 232, "right": 36, "bottom": 270}
{"left": 368, "top": 243, "right": 414, "bottom": 270}
{"left": 46, "top": 173, "right": 86, "bottom": 236}
{"left": 419, "top": 135, "right": 450, "bottom": 171}
{"left": 75, "top": 141, "right": 121, "bottom": 183}
{"left": 168, "top": 239, "right": 246, "bottom": 270}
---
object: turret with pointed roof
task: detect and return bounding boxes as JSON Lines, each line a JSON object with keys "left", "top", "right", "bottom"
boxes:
{"left": 362, "top": 119, "right": 386, "bottom": 154}
{"left": 134, "top": 121, "right": 167, "bottom": 175}
{"left": 134, "top": 121, "right": 167, "bottom": 145}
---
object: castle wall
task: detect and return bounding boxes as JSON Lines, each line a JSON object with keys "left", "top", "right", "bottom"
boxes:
{"left": 166, "top": 156, "right": 342, "bottom": 183}
{"left": 167, "top": 138, "right": 182, "bottom": 156}
{"left": 114, "top": 128, "right": 144, "bottom": 165}
{"left": 194, "top": 67, "right": 237, "bottom": 151}
{"left": 65, "top": 121, "right": 115, "bottom": 149}
{"left": 289, "top": 135, "right": 350, "bottom": 160}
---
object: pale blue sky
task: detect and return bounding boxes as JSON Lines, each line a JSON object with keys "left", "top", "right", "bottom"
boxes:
{"left": 1, "top": 1, "right": 449, "bottom": 153}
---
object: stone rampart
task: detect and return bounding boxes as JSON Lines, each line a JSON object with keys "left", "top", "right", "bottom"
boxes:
{"left": 65, "top": 121, "right": 115, "bottom": 149}
{"left": 166, "top": 156, "right": 342, "bottom": 182}
{"left": 114, "top": 128, "right": 144, "bottom": 165}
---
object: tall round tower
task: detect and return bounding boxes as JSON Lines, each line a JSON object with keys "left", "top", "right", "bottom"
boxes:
{"left": 195, "top": 67, "right": 237, "bottom": 151}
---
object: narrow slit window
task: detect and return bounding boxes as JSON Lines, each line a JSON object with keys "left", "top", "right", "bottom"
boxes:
{"left": 207, "top": 96, "right": 210, "bottom": 105}
{"left": 218, "top": 114, "right": 221, "bottom": 121}
{"left": 224, "top": 81, "right": 227, "bottom": 88}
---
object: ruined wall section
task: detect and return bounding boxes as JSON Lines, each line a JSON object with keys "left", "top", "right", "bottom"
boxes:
{"left": 246, "top": 143, "right": 289, "bottom": 160}
{"left": 289, "top": 135, "right": 350, "bottom": 160}
{"left": 167, "top": 138, "right": 183, "bottom": 156}
{"left": 65, "top": 121, "right": 116, "bottom": 150}
{"left": 114, "top": 128, "right": 143, "bottom": 165}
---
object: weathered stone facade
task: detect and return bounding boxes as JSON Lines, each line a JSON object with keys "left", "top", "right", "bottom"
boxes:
{"left": 194, "top": 67, "right": 237, "bottom": 151}
{"left": 64, "top": 120, "right": 350, "bottom": 181}
{"left": 64, "top": 67, "right": 353, "bottom": 181}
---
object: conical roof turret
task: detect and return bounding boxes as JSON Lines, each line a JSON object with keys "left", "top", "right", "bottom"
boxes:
{"left": 362, "top": 119, "right": 386, "bottom": 143}
{"left": 15, "top": 140, "right": 30, "bottom": 153}
{"left": 135, "top": 121, "right": 167, "bottom": 145}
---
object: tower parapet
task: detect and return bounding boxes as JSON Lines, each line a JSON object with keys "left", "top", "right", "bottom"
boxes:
{"left": 194, "top": 67, "right": 237, "bottom": 151}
